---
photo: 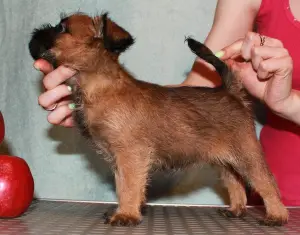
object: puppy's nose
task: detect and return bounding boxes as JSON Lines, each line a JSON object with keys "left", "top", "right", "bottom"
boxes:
{"left": 28, "top": 25, "right": 57, "bottom": 61}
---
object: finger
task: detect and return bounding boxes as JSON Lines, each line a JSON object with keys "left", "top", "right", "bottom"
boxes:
{"left": 217, "top": 32, "right": 285, "bottom": 61}
{"left": 241, "top": 32, "right": 284, "bottom": 60}
{"left": 257, "top": 56, "right": 293, "bottom": 80}
{"left": 243, "top": 32, "right": 284, "bottom": 50}
{"left": 257, "top": 66, "right": 273, "bottom": 80}
{"left": 42, "top": 99, "right": 71, "bottom": 113}
{"left": 251, "top": 46, "right": 289, "bottom": 71}
{"left": 47, "top": 104, "right": 75, "bottom": 125}
{"left": 34, "top": 59, "right": 54, "bottom": 74}
{"left": 59, "top": 116, "right": 75, "bottom": 128}
{"left": 216, "top": 39, "right": 244, "bottom": 60}
{"left": 43, "top": 66, "right": 77, "bottom": 90}
{"left": 246, "top": 32, "right": 284, "bottom": 48}
{"left": 38, "top": 84, "right": 72, "bottom": 108}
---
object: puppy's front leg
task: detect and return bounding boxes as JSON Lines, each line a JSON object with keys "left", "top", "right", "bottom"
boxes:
{"left": 105, "top": 151, "right": 150, "bottom": 227}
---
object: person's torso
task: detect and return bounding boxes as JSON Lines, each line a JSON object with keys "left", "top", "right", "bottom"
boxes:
{"left": 255, "top": 0, "right": 300, "bottom": 205}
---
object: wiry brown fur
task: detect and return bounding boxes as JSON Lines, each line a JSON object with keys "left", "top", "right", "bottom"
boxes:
{"left": 29, "top": 12, "right": 288, "bottom": 227}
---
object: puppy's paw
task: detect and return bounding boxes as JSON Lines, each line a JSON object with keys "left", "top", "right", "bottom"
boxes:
{"left": 103, "top": 205, "right": 146, "bottom": 220}
{"left": 218, "top": 207, "right": 246, "bottom": 218}
{"left": 258, "top": 217, "right": 288, "bottom": 227}
{"left": 104, "top": 213, "right": 142, "bottom": 227}
{"left": 103, "top": 206, "right": 116, "bottom": 220}
{"left": 258, "top": 207, "right": 288, "bottom": 226}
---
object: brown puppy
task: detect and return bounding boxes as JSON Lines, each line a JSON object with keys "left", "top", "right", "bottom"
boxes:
{"left": 28, "top": 12, "right": 288, "bottom": 227}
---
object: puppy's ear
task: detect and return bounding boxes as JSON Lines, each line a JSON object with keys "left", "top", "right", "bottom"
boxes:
{"left": 98, "top": 13, "right": 134, "bottom": 54}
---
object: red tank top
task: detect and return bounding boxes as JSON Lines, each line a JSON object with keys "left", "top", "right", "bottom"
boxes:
{"left": 255, "top": 0, "right": 300, "bottom": 206}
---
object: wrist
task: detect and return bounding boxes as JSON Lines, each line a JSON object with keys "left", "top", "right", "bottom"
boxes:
{"left": 272, "top": 90, "right": 300, "bottom": 125}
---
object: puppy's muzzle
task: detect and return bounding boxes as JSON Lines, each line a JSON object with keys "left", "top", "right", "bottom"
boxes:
{"left": 28, "top": 24, "right": 60, "bottom": 65}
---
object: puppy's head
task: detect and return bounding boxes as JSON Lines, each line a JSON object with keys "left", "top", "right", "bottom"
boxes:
{"left": 29, "top": 12, "right": 134, "bottom": 70}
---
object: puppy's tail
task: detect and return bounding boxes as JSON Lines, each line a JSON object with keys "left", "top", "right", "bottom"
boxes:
{"left": 185, "top": 37, "right": 250, "bottom": 107}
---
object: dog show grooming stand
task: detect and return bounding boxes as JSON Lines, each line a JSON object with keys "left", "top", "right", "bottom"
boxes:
{"left": 0, "top": 200, "right": 299, "bottom": 235}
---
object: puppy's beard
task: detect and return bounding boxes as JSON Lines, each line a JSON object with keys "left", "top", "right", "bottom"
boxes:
{"left": 40, "top": 51, "right": 57, "bottom": 68}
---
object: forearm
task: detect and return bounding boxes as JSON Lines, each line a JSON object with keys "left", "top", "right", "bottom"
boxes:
{"left": 184, "top": 58, "right": 221, "bottom": 87}
{"left": 182, "top": 0, "right": 258, "bottom": 87}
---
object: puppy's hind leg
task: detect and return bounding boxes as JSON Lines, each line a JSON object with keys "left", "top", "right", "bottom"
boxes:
{"left": 218, "top": 167, "right": 247, "bottom": 218}
{"left": 104, "top": 149, "right": 150, "bottom": 227}
{"left": 233, "top": 141, "right": 288, "bottom": 226}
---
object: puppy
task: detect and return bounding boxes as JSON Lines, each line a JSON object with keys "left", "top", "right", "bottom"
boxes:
{"left": 28, "top": 12, "right": 288, "bottom": 227}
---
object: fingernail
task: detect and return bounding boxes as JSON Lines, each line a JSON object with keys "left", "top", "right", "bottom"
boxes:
{"left": 215, "top": 51, "right": 225, "bottom": 58}
{"left": 68, "top": 103, "right": 76, "bottom": 110}
{"left": 67, "top": 86, "right": 72, "bottom": 92}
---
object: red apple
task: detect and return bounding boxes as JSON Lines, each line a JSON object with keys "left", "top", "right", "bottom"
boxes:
{"left": 0, "top": 155, "right": 34, "bottom": 218}
{"left": 0, "top": 112, "right": 4, "bottom": 144}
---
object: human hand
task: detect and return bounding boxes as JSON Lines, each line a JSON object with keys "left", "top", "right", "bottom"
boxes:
{"left": 34, "top": 59, "right": 77, "bottom": 127}
{"left": 217, "top": 32, "right": 294, "bottom": 117}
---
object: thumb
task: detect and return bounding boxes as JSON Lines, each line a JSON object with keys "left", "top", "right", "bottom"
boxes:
{"left": 215, "top": 39, "right": 244, "bottom": 60}
{"left": 33, "top": 59, "right": 54, "bottom": 74}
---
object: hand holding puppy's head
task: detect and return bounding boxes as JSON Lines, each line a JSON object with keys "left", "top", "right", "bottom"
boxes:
{"left": 29, "top": 12, "right": 134, "bottom": 71}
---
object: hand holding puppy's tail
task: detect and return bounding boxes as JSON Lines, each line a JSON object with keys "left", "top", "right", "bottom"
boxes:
{"left": 185, "top": 37, "right": 251, "bottom": 109}
{"left": 185, "top": 37, "right": 231, "bottom": 90}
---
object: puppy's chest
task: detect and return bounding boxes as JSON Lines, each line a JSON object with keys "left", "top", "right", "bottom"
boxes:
{"left": 71, "top": 84, "right": 91, "bottom": 139}
{"left": 70, "top": 82, "right": 114, "bottom": 141}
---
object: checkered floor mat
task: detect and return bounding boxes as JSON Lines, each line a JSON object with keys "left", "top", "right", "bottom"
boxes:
{"left": 0, "top": 200, "right": 299, "bottom": 234}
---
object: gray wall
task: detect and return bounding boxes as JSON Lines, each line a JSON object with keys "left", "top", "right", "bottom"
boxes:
{"left": 0, "top": 0, "right": 263, "bottom": 204}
